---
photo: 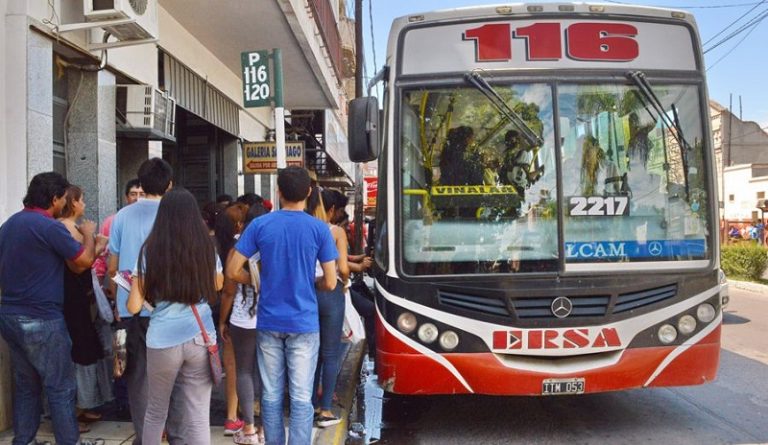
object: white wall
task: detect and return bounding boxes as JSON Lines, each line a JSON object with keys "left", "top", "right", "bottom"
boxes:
{"left": 2, "top": 0, "right": 29, "bottom": 221}
{"left": 723, "top": 164, "right": 768, "bottom": 221}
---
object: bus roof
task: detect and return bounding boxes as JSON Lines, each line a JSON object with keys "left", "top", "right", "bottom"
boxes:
{"left": 393, "top": 3, "right": 694, "bottom": 25}
{"left": 385, "top": 3, "right": 700, "bottom": 72}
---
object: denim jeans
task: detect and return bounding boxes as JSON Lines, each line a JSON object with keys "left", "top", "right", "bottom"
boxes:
{"left": 312, "top": 283, "right": 345, "bottom": 410}
{"left": 257, "top": 330, "right": 319, "bottom": 445}
{"left": 0, "top": 314, "right": 79, "bottom": 445}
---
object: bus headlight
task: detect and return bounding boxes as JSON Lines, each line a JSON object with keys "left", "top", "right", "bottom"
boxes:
{"left": 697, "top": 303, "right": 716, "bottom": 323}
{"left": 677, "top": 315, "right": 697, "bottom": 335}
{"left": 658, "top": 324, "right": 678, "bottom": 344}
{"left": 439, "top": 331, "right": 460, "bottom": 351}
{"left": 397, "top": 312, "right": 417, "bottom": 334}
{"left": 417, "top": 323, "right": 439, "bottom": 344}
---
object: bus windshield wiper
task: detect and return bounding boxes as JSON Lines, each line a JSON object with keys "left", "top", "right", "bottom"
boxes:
{"left": 626, "top": 71, "right": 692, "bottom": 152}
{"left": 464, "top": 71, "right": 543, "bottom": 147}
{"left": 626, "top": 71, "right": 691, "bottom": 200}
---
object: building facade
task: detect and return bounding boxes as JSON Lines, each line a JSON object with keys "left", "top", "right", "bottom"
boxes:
{"left": 710, "top": 100, "right": 768, "bottom": 208}
{"left": 0, "top": 0, "right": 355, "bottom": 427}
{"left": 723, "top": 163, "right": 768, "bottom": 223}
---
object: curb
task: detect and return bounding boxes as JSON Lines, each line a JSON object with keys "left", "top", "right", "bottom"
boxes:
{"left": 727, "top": 279, "right": 768, "bottom": 296}
{"left": 313, "top": 341, "right": 366, "bottom": 445}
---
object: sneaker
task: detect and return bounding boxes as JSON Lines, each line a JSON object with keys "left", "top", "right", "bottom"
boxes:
{"left": 224, "top": 418, "right": 245, "bottom": 436}
{"left": 315, "top": 414, "right": 342, "bottom": 428}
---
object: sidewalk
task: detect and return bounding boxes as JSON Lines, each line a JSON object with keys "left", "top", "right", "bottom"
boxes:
{"left": 0, "top": 342, "right": 365, "bottom": 445}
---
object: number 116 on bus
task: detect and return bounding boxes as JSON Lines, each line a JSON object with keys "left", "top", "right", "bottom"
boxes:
{"left": 463, "top": 22, "right": 640, "bottom": 62}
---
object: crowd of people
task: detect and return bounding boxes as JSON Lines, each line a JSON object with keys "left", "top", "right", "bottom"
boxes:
{"left": 727, "top": 221, "right": 766, "bottom": 245}
{"left": 0, "top": 160, "right": 374, "bottom": 445}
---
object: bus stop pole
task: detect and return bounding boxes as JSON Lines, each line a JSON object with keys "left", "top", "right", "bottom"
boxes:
{"left": 352, "top": 0, "right": 364, "bottom": 254}
{"left": 273, "top": 49, "right": 285, "bottom": 208}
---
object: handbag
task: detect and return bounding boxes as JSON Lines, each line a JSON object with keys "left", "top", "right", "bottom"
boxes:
{"left": 191, "top": 304, "right": 223, "bottom": 386}
{"left": 91, "top": 269, "right": 114, "bottom": 323}
{"left": 342, "top": 288, "right": 366, "bottom": 344}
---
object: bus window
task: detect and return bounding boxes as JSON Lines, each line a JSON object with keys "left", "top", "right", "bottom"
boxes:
{"left": 399, "top": 83, "right": 558, "bottom": 275}
{"left": 558, "top": 83, "right": 711, "bottom": 264}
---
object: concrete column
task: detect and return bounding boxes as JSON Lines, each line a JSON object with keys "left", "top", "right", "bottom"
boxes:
{"left": 261, "top": 174, "right": 272, "bottom": 199}
{"left": 65, "top": 69, "right": 117, "bottom": 223}
{"left": 26, "top": 31, "right": 53, "bottom": 178}
{"left": 222, "top": 136, "right": 239, "bottom": 198}
{"left": 0, "top": 2, "right": 31, "bottom": 430}
{"left": 244, "top": 174, "right": 255, "bottom": 194}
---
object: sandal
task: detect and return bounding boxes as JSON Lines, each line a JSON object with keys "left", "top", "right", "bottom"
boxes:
{"left": 78, "top": 422, "right": 91, "bottom": 433}
{"left": 233, "top": 430, "right": 263, "bottom": 445}
{"left": 77, "top": 411, "right": 102, "bottom": 423}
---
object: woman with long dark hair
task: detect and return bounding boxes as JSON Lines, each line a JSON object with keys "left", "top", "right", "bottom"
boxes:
{"left": 306, "top": 187, "right": 350, "bottom": 427}
{"left": 218, "top": 203, "right": 268, "bottom": 444}
{"left": 127, "top": 188, "right": 223, "bottom": 445}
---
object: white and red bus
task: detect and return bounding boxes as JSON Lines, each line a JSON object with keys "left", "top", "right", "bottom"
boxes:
{"left": 347, "top": 3, "right": 726, "bottom": 396}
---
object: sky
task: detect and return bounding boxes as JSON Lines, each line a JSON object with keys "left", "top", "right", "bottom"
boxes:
{"left": 357, "top": 0, "right": 768, "bottom": 129}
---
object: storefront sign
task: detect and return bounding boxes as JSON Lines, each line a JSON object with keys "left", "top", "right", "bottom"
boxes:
{"left": 243, "top": 141, "right": 304, "bottom": 174}
{"left": 365, "top": 176, "right": 378, "bottom": 208}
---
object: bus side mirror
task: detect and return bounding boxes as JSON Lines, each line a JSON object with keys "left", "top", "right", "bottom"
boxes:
{"left": 348, "top": 97, "right": 380, "bottom": 162}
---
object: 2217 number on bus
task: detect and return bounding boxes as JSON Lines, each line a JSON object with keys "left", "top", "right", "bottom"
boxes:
{"left": 569, "top": 196, "right": 629, "bottom": 216}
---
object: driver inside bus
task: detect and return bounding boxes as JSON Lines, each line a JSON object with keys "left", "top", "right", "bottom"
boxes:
{"left": 439, "top": 126, "right": 482, "bottom": 186}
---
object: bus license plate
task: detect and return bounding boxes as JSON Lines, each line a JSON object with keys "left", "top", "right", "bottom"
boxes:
{"left": 542, "top": 378, "right": 585, "bottom": 395}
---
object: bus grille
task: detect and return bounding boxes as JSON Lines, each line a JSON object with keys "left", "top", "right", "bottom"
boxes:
{"left": 513, "top": 296, "right": 610, "bottom": 318}
{"left": 438, "top": 291, "right": 510, "bottom": 316}
{"left": 438, "top": 284, "right": 677, "bottom": 320}
{"left": 613, "top": 284, "right": 677, "bottom": 313}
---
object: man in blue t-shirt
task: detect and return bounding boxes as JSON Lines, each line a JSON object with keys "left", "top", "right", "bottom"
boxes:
{"left": 227, "top": 166, "right": 337, "bottom": 445}
{"left": 107, "top": 158, "right": 173, "bottom": 444}
{"left": 0, "top": 172, "right": 98, "bottom": 445}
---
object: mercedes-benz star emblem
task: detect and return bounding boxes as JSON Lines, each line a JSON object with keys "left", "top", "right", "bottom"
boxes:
{"left": 648, "top": 241, "right": 663, "bottom": 257}
{"left": 551, "top": 297, "right": 573, "bottom": 318}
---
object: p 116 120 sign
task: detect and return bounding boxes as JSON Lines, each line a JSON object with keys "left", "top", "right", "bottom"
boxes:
{"left": 463, "top": 22, "right": 639, "bottom": 62}
{"left": 569, "top": 196, "right": 630, "bottom": 217}
{"left": 241, "top": 50, "right": 271, "bottom": 108}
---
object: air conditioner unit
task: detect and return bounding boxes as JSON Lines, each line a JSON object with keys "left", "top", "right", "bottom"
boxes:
{"left": 116, "top": 85, "right": 176, "bottom": 142}
{"left": 83, "top": 0, "right": 158, "bottom": 41}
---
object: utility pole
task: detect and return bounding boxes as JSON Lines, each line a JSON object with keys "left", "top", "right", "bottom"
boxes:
{"left": 352, "top": 0, "right": 364, "bottom": 254}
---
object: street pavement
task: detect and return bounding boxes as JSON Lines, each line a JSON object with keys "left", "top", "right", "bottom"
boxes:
{"left": 372, "top": 284, "right": 768, "bottom": 444}
{"left": 0, "top": 342, "right": 365, "bottom": 445}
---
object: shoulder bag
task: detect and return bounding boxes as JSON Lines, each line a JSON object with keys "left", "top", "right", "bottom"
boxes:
{"left": 191, "top": 304, "right": 223, "bottom": 386}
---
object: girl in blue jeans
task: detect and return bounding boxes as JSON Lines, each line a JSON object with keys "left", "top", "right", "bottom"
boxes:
{"left": 306, "top": 188, "right": 349, "bottom": 426}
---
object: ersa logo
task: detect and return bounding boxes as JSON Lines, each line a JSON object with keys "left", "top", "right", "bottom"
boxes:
{"left": 492, "top": 327, "right": 622, "bottom": 350}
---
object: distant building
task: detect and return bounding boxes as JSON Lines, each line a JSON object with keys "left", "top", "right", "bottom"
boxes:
{"left": 723, "top": 163, "right": 768, "bottom": 223}
{"left": 710, "top": 100, "right": 768, "bottom": 209}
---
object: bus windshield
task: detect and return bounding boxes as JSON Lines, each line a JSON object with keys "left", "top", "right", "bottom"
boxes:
{"left": 399, "top": 81, "right": 711, "bottom": 275}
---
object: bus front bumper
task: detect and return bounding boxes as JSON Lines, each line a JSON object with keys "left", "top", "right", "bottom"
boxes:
{"left": 375, "top": 324, "right": 721, "bottom": 396}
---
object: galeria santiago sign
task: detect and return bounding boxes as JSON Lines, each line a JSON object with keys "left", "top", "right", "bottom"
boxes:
{"left": 242, "top": 141, "right": 304, "bottom": 174}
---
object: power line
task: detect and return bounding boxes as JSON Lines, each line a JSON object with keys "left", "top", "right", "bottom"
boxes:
{"left": 703, "top": 7, "right": 768, "bottom": 53}
{"left": 703, "top": 0, "right": 766, "bottom": 46}
{"left": 368, "top": 0, "right": 377, "bottom": 71}
{"left": 706, "top": 17, "right": 762, "bottom": 71}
